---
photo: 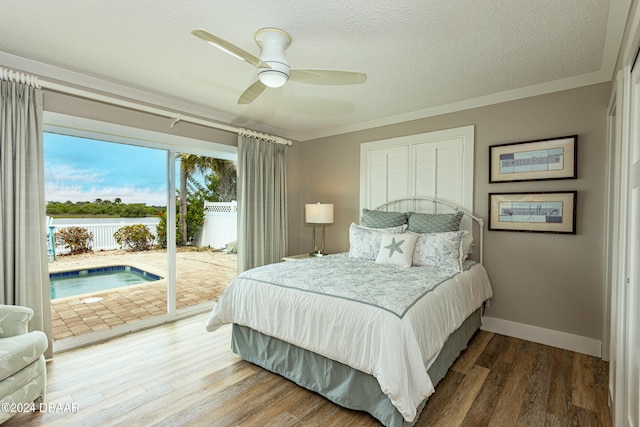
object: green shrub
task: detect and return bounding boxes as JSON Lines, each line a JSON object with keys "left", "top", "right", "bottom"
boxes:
{"left": 156, "top": 199, "right": 203, "bottom": 249}
{"left": 114, "top": 224, "right": 156, "bottom": 251}
{"left": 55, "top": 227, "right": 94, "bottom": 255}
{"left": 156, "top": 211, "right": 167, "bottom": 248}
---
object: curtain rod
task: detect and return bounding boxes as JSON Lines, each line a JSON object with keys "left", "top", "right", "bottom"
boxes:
{"left": 0, "top": 66, "right": 292, "bottom": 146}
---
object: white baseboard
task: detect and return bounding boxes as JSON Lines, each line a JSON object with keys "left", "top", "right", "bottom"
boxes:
{"left": 481, "top": 316, "right": 602, "bottom": 358}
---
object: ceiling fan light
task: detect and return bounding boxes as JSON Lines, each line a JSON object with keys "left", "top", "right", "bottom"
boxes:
{"left": 258, "top": 70, "right": 288, "bottom": 88}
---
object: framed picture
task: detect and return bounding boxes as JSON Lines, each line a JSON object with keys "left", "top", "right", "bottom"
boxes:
{"left": 489, "top": 135, "right": 577, "bottom": 183}
{"left": 489, "top": 191, "right": 577, "bottom": 234}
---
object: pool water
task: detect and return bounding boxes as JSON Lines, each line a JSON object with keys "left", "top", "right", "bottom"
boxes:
{"left": 49, "top": 266, "right": 162, "bottom": 299}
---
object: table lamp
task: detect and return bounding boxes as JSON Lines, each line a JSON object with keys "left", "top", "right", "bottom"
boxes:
{"left": 305, "top": 203, "right": 334, "bottom": 256}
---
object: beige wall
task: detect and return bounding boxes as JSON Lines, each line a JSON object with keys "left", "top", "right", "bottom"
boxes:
{"left": 43, "top": 83, "right": 611, "bottom": 342}
{"left": 43, "top": 91, "right": 238, "bottom": 147}
{"left": 290, "top": 82, "right": 611, "bottom": 341}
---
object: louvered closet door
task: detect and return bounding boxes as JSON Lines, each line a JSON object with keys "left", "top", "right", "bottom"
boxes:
{"left": 412, "top": 140, "right": 464, "bottom": 213}
{"left": 360, "top": 126, "right": 474, "bottom": 213}
{"left": 363, "top": 145, "right": 409, "bottom": 209}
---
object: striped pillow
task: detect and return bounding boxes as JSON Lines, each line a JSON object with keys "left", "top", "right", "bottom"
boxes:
{"left": 407, "top": 211, "right": 463, "bottom": 233}
{"left": 362, "top": 209, "right": 408, "bottom": 228}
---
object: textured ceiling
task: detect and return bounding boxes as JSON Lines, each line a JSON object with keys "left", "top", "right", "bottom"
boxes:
{"left": 0, "top": 0, "right": 628, "bottom": 141}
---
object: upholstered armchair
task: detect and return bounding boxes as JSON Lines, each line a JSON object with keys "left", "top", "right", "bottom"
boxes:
{"left": 0, "top": 304, "right": 48, "bottom": 423}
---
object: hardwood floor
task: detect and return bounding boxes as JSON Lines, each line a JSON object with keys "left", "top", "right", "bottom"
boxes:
{"left": 4, "top": 313, "right": 611, "bottom": 427}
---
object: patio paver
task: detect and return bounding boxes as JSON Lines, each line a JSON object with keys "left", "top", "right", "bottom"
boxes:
{"left": 49, "top": 248, "right": 237, "bottom": 341}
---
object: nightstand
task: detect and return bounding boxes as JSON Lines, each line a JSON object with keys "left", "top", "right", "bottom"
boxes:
{"left": 282, "top": 253, "right": 313, "bottom": 261}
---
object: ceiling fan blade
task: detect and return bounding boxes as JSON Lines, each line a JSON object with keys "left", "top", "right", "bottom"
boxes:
{"left": 192, "top": 29, "right": 269, "bottom": 68}
{"left": 289, "top": 69, "right": 367, "bottom": 85}
{"left": 238, "top": 80, "right": 268, "bottom": 104}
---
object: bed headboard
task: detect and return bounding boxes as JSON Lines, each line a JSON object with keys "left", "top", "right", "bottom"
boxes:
{"left": 371, "top": 197, "right": 485, "bottom": 264}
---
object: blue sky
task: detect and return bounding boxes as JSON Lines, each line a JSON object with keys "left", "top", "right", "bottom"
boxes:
{"left": 44, "top": 133, "right": 168, "bottom": 206}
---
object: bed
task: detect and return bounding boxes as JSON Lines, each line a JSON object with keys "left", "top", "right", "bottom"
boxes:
{"left": 206, "top": 198, "right": 493, "bottom": 426}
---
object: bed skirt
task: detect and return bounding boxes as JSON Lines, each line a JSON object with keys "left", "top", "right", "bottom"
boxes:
{"left": 231, "top": 307, "right": 482, "bottom": 427}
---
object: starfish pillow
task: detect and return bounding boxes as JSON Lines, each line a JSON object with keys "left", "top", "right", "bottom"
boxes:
{"left": 375, "top": 233, "right": 418, "bottom": 267}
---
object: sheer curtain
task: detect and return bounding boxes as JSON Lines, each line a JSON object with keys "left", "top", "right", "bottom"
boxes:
{"left": 237, "top": 135, "right": 288, "bottom": 272}
{"left": 0, "top": 79, "right": 52, "bottom": 356}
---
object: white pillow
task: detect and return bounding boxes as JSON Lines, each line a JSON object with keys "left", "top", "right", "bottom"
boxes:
{"left": 348, "top": 223, "right": 406, "bottom": 260}
{"left": 411, "top": 230, "right": 465, "bottom": 271}
{"left": 375, "top": 233, "right": 418, "bottom": 267}
{"left": 461, "top": 230, "right": 474, "bottom": 260}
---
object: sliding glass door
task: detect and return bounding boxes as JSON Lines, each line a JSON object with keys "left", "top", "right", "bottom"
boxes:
{"left": 43, "top": 113, "right": 238, "bottom": 351}
{"left": 45, "top": 133, "right": 169, "bottom": 346}
{"left": 173, "top": 152, "right": 238, "bottom": 313}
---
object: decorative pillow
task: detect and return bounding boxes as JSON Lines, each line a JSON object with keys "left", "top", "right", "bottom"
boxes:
{"left": 411, "top": 230, "right": 465, "bottom": 271}
{"left": 362, "top": 209, "right": 408, "bottom": 228}
{"left": 407, "top": 211, "right": 463, "bottom": 233}
{"left": 375, "top": 233, "right": 418, "bottom": 267}
{"left": 348, "top": 223, "right": 406, "bottom": 260}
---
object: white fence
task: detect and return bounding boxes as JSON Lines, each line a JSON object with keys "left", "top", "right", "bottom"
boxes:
{"left": 50, "top": 201, "right": 237, "bottom": 255}
{"left": 193, "top": 201, "right": 238, "bottom": 249}
{"left": 50, "top": 219, "right": 160, "bottom": 254}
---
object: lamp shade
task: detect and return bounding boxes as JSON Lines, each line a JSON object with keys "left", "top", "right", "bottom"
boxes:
{"left": 305, "top": 203, "right": 334, "bottom": 224}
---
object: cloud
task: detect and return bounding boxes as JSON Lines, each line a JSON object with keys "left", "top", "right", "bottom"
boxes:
{"left": 45, "top": 163, "right": 167, "bottom": 206}
{"left": 45, "top": 163, "right": 106, "bottom": 184}
{"left": 45, "top": 182, "right": 167, "bottom": 206}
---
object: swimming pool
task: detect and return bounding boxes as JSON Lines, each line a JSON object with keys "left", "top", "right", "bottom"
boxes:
{"left": 49, "top": 265, "right": 163, "bottom": 299}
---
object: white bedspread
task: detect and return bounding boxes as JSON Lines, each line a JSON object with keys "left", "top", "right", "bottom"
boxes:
{"left": 205, "top": 253, "right": 493, "bottom": 422}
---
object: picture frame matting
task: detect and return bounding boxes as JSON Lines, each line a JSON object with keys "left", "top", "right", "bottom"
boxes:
{"left": 489, "top": 135, "right": 577, "bottom": 183}
{"left": 488, "top": 191, "right": 577, "bottom": 234}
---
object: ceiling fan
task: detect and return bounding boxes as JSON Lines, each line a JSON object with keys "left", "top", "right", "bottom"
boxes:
{"left": 192, "top": 28, "right": 367, "bottom": 105}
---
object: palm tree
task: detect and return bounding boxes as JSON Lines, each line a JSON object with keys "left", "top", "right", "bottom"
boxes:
{"left": 208, "top": 158, "right": 237, "bottom": 202}
{"left": 220, "top": 161, "right": 238, "bottom": 202}
{"left": 177, "top": 154, "right": 232, "bottom": 245}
